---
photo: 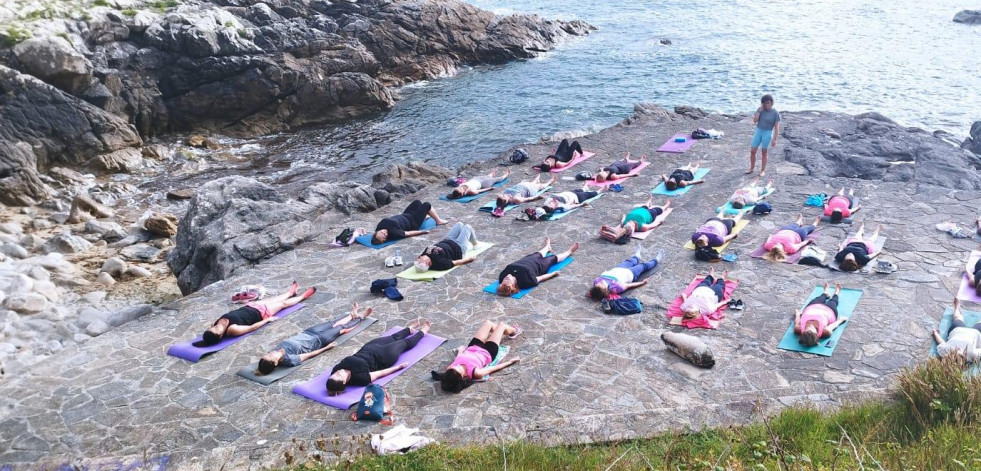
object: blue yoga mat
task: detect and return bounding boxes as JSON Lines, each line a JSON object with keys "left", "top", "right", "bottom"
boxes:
{"left": 546, "top": 194, "right": 604, "bottom": 220}
{"left": 483, "top": 255, "right": 575, "bottom": 299}
{"left": 478, "top": 186, "right": 552, "bottom": 214}
{"left": 932, "top": 307, "right": 981, "bottom": 376}
{"left": 355, "top": 218, "right": 437, "bottom": 249}
{"left": 651, "top": 168, "right": 711, "bottom": 196}
{"left": 440, "top": 178, "right": 510, "bottom": 203}
{"left": 777, "top": 286, "right": 863, "bottom": 356}
{"left": 716, "top": 188, "right": 774, "bottom": 215}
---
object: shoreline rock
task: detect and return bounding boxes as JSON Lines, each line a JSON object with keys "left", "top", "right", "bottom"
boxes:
{"left": 953, "top": 10, "right": 981, "bottom": 24}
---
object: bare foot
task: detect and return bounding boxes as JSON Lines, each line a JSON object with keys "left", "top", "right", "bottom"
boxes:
{"left": 745, "top": 169, "right": 754, "bottom": 174}
{"left": 288, "top": 281, "right": 299, "bottom": 297}
{"left": 361, "top": 307, "right": 373, "bottom": 319}
{"left": 759, "top": 170, "right": 766, "bottom": 177}
{"left": 408, "top": 318, "right": 421, "bottom": 331}
{"left": 300, "top": 287, "right": 316, "bottom": 300}
{"left": 419, "top": 319, "right": 432, "bottom": 334}
{"left": 569, "top": 242, "right": 581, "bottom": 254}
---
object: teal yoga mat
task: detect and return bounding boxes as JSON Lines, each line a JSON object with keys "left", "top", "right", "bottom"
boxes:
{"left": 478, "top": 186, "right": 552, "bottom": 214}
{"left": 355, "top": 218, "right": 436, "bottom": 249}
{"left": 932, "top": 307, "right": 981, "bottom": 376}
{"left": 483, "top": 255, "right": 575, "bottom": 299}
{"left": 716, "top": 188, "right": 774, "bottom": 215}
{"left": 651, "top": 168, "right": 711, "bottom": 196}
{"left": 440, "top": 178, "right": 510, "bottom": 203}
{"left": 546, "top": 194, "right": 604, "bottom": 220}
{"left": 777, "top": 286, "right": 863, "bottom": 356}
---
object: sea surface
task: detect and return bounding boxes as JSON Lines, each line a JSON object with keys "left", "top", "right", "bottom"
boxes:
{"left": 146, "top": 0, "right": 981, "bottom": 196}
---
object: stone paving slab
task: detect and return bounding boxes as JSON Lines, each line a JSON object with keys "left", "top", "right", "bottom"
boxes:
{"left": 1, "top": 110, "right": 977, "bottom": 469}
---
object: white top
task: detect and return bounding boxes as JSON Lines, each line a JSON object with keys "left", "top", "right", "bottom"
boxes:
{"left": 938, "top": 327, "right": 981, "bottom": 362}
{"left": 601, "top": 267, "right": 634, "bottom": 285}
{"left": 680, "top": 286, "right": 718, "bottom": 315}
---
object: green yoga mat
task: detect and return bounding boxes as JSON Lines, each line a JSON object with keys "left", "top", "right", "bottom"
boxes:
{"left": 716, "top": 187, "right": 774, "bottom": 215}
{"left": 777, "top": 287, "right": 863, "bottom": 356}
{"left": 932, "top": 307, "right": 981, "bottom": 376}
{"left": 236, "top": 317, "right": 378, "bottom": 385}
{"left": 396, "top": 242, "right": 495, "bottom": 282}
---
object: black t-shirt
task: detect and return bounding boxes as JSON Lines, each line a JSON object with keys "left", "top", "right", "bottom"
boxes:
{"left": 217, "top": 306, "right": 262, "bottom": 326}
{"left": 423, "top": 240, "right": 463, "bottom": 271}
{"left": 670, "top": 169, "right": 694, "bottom": 182}
{"left": 375, "top": 214, "right": 413, "bottom": 240}
{"left": 498, "top": 253, "right": 557, "bottom": 289}
{"left": 331, "top": 356, "right": 372, "bottom": 387}
{"left": 834, "top": 242, "right": 871, "bottom": 267}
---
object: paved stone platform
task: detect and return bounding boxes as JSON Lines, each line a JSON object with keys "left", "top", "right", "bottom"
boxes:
{"left": 2, "top": 109, "right": 978, "bottom": 470}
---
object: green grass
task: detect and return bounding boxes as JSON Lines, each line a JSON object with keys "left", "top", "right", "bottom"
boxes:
{"left": 121, "top": 8, "right": 137, "bottom": 17}
{"left": 1, "top": 27, "right": 32, "bottom": 47}
{"left": 276, "top": 356, "right": 981, "bottom": 470}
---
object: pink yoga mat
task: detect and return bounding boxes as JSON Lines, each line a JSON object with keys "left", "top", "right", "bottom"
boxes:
{"left": 657, "top": 134, "right": 696, "bottom": 153}
{"left": 292, "top": 327, "right": 446, "bottom": 410}
{"left": 587, "top": 161, "right": 650, "bottom": 187}
{"left": 550, "top": 152, "right": 596, "bottom": 172}
{"left": 956, "top": 251, "right": 981, "bottom": 303}
{"left": 666, "top": 276, "right": 738, "bottom": 329}
{"left": 750, "top": 233, "right": 820, "bottom": 264}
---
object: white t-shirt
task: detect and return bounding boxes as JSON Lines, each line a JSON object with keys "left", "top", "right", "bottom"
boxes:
{"left": 938, "top": 327, "right": 981, "bottom": 362}
{"left": 680, "top": 286, "right": 718, "bottom": 315}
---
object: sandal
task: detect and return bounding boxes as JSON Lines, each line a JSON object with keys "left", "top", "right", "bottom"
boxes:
{"left": 727, "top": 299, "right": 744, "bottom": 310}
{"left": 507, "top": 324, "right": 523, "bottom": 339}
{"left": 874, "top": 260, "right": 898, "bottom": 274}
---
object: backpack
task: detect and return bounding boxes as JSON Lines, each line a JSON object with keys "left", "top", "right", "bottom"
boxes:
{"left": 575, "top": 171, "right": 593, "bottom": 181}
{"left": 691, "top": 128, "right": 711, "bottom": 140}
{"left": 752, "top": 201, "right": 772, "bottom": 215}
{"left": 334, "top": 228, "right": 354, "bottom": 247}
{"left": 510, "top": 148, "right": 529, "bottom": 164}
{"left": 798, "top": 246, "right": 827, "bottom": 267}
{"left": 609, "top": 297, "right": 643, "bottom": 315}
{"left": 351, "top": 383, "right": 394, "bottom": 425}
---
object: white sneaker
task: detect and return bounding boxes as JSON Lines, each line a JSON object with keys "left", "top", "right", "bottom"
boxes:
{"left": 394, "top": 250, "right": 403, "bottom": 266}
{"left": 385, "top": 256, "right": 395, "bottom": 268}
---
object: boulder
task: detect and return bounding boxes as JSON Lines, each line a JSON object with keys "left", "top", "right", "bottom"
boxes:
{"left": 0, "top": 243, "right": 29, "bottom": 259}
{"left": 168, "top": 176, "right": 316, "bottom": 294}
{"left": 80, "top": 291, "right": 107, "bottom": 305}
{"left": 42, "top": 233, "right": 93, "bottom": 254}
{"left": 32, "top": 281, "right": 60, "bottom": 303}
{"left": 95, "top": 272, "right": 116, "bottom": 288}
{"left": 106, "top": 304, "right": 153, "bottom": 327}
{"left": 3, "top": 294, "right": 48, "bottom": 314}
{"left": 100, "top": 257, "right": 128, "bottom": 278}
{"left": 85, "top": 221, "right": 127, "bottom": 242}
{"left": 11, "top": 36, "right": 93, "bottom": 94}
{"left": 144, "top": 213, "right": 179, "bottom": 238}
{"left": 661, "top": 331, "right": 715, "bottom": 368}
{"left": 371, "top": 162, "right": 454, "bottom": 198}
{"left": 7, "top": 274, "right": 35, "bottom": 295}
{"left": 85, "top": 319, "right": 110, "bottom": 337}
{"left": 963, "top": 121, "right": 981, "bottom": 156}
{"left": 125, "top": 266, "right": 152, "bottom": 278}
{"left": 0, "top": 223, "right": 23, "bottom": 235}
{"left": 674, "top": 105, "right": 708, "bottom": 119}
{"left": 300, "top": 182, "right": 391, "bottom": 215}
{"left": 953, "top": 10, "right": 981, "bottom": 24}
{"left": 119, "top": 244, "right": 162, "bottom": 262}
{"left": 19, "top": 234, "right": 43, "bottom": 251}
{"left": 166, "top": 189, "right": 195, "bottom": 200}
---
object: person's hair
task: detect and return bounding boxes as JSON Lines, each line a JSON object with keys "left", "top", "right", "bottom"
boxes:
{"left": 326, "top": 377, "right": 346, "bottom": 395}
{"left": 799, "top": 327, "right": 819, "bottom": 346}
{"left": 975, "top": 280, "right": 981, "bottom": 298}
{"left": 683, "top": 306, "right": 700, "bottom": 319}
{"left": 589, "top": 284, "right": 608, "bottom": 301}
{"left": 731, "top": 199, "right": 745, "bottom": 209}
{"left": 664, "top": 179, "right": 678, "bottom": 191}
{"left": 839, "top": 256, "right": 860, "bottom": 272}
{"left": 595, "top": 171, "right": 607, "bottom": 183}
{"left": 694, "top": 237, "right": 707, "bottom": 248}
{"left": 440, "top": 369, "right": 472, "bottom": 393}
{"left": 761, "top": 94, "right": 774, "bottom": 105}
{"left": 201, "top": 329, "right": 222, "bottom": 346}
{"left": 543, "top": 206, "right": 556, "bottom": 215}
{"left": 447, "top": 189, "right": 462, "bottom": 200}
{"left": 370, "top": 232, "right": 384, "bottom": 245}
{"left": 830, "top": 209, "right": 843, "bottom": 223}
{"left": 257, "top": 357, "right": 277, "bottom": 375}
{"left": 496, "top": 196, "right": 509, "bottom": 210}
{"left": 497, "top": 280, "right": 518, "bottom": 296}
{"left": 764, "top": 244, "right": 787, "bottom": 262}
{"left": 540, "top": 162, "right": 552, "bottom": 173}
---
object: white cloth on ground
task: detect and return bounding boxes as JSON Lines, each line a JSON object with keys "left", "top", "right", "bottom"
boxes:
{"left": 370, "top": 424, "right": 436, "bottom": 456}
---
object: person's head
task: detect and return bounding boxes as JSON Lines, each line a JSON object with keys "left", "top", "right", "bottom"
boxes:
{"left": 975, "top": 279, "right": 981, "bottom": 298}
{"left": 543, "top": 205, "right": 556, "bottom": 215}
{"left": 589, "top": 281, "right": 609, "bottom": 301}
{"left": 761, "top": 94, "right": 774, "bottom": 110}
{"left": 540, "top": 156, "right": 556, "bottom": 173}
{"left": 371, "top": 229, "right": 388, "bottom": 245}
{"left": 326, "top": 369, "right": 351, "bottom": 396}
{"left": 731, "top": 197, "right": 746, "bottom": 209}
{"left": 414, "top": 255, "right": 432, "bottom": 273}
{"left": 799, "top": 324, "right": 819, "bottom": 347}
{"left": 496, "top": 195, "right": 512, "bottom": 210}
{"left": 764, "top": 244, "right": 787, "bottom": 262}
{"left": 682, "top": 305, "right": 700, "bottom": 319}
{"left": 440, "top": 366, "right": 472, "bottom": 393}
{"left": 839, "top": 254, "right": 859, "bottom": 272}
{"left": 545, "top": 199, "right": 559, "bottom": 210}
{"left": 694, "top": 235, "right": 709, "bottom": 248}
{"left": 199, "top": 320, "right": 227, "bottom": 346}
{"left": 664, "top": 179, "right": 678, "bottom": 191}
{"left": 595, "top": 170, "right": 609, "bottom": 183}
{"left": 830, "top": 208, "right": 843, "bottom": 223}
{"left": 447, "top": 187, "right": 465, "bottom": 200}
{"left": 257, "top": 350, "right": 282, "bottom": 375}
{"left": 497, "top": 275, "right": 519, "bottom": 296}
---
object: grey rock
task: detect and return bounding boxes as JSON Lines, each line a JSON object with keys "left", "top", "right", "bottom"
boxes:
{"left": 166, "top": 189, "right": 195, "bottom": 200}
{"left": 3, "top": 294, "right": 48, "bottom": 314}
{"left": 19, "top": 234, "right": 44, "bottom": 250}
{"left": 0, "top": 243, "right": 29, "bottom": 259}
{"left": 33, "top": 281, "right": 60, "bottom": 303}
{"left": 674, "top": 105, "right": 708, "bottom": 119}
{"left": 953, "top": 10, "right": 981, "bottom": 24}
{"left": 80, "top": 291, "right": 107, "bottom": 305}
{"left": 0, "top": 223, "right": 22, "bottom": 235}
{"left": 30, "top": 219, "right": 53, "bottom": 231}
{"left": 11, "top": 36, "right": 93, "bottom": 94}
{"left": 963, "top": 121, "right": 981, "bottom": 156}
{"left": 125, "top": 266, "right": 152, "bottom": 278}
{"left": 68, "top": 194, "right": 114, "bottom": 223}
{"left": 106, "top": 304, "right": 153, "bottom": 328}
{"left": 85, "top": 319, "right": 110, "bottom": 337}
{"left": 26, "top": 265, "right": 50, "bottom": 281}
{"left": 371, "top": 162, "right": 455, "bottom": 198}
{"left": 661, "top": 332, "right": 716, "bottom": 368}
{"left": 49, "top": 213, "right": 70, "bottom": 224}
{"left": 95, "top": 272, "right": 116, "bottom": 288}
{"left": 76, "top": 307, "right": 109, "bottom": 329}
{"left": 300, "top": 181, "right": 391, "bottom": 215}
{"left": 100, "top": 257, "right": 128, "bottom": 278}
{"left": 7, "top": 274, "right": 35, "bottom": 295}
{"left": 119, "top": 244, "right": 161, "bottom": 262}
{"left": 85, "top": 221, "right": 127, "bottom": 243}
{"left": 42, "top": 233, "right": 93, "bottom": 255}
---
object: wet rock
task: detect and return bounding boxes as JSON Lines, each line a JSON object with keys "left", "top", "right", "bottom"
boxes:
{"left": 0, "top": 243, "right": 29, "bottom": 259}
{"left": 106, "top": 304, "right": 153, "bottom": 327}
{"left": 42, "top": 233, "right": 93, "bottom": 255}
{"left": 0, "top": 223, "right": 22, "bottom": 235}
{"left": 300, "top": 182, "right": 391, "bottom": 215}
{"left": 953, "top": 10, "right": 981, "bottom": 24}
{"left": 125, "top": 266, "right": 152, "bottom": 278}
{"left": 187, "top": 135, "right": 220, "bottom": 149}
{"left": 95, "top": 272, "right": 116, "bottom": 288}
{"left": 119, "top": 244, "right": 161, "bottom": 262}
{"left": 963, "top": 121, "right": 981, "bottom": 156}
{"left": 100, "top": 258, "right": 127, "bottom": 278}
{"left": 661, "top": 332, "right": 716, "bottom": 368}
{"left": 144, "top": 213, "right": 179, "bottom": 238}
{"left": 3, "top": 294, "right": 48, "bottom": 314}
{"left": 68, "top": 194, "right": 114, "bottom": 224}
{"left": 371, "top": 162, "right": 455, "bottom": 198}
{"left": 91, "top": 148, "right": 144, "bottom": 173}
{"left": 166, "top": 189, "right": 195, "bottom": 200}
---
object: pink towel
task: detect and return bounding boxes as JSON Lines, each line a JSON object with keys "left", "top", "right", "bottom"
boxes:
{"left": 587, "top": 161, "right": 650, "bottom": 187}
{"left": 666, "top": 276, "right": 739, "bottom": 329}
{"left": 550, "top": 152, "right": 596, "bottom": 173}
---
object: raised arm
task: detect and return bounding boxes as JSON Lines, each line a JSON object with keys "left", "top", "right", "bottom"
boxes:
{"left": 369, "top": 363, "right": 408, "bottom": 382}
{"left": 473, "top": 358, "right": 520, "bottom": 378}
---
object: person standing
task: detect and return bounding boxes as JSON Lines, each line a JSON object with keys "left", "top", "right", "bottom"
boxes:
{"left": 747, "top": 94, "right": 780, "bottom": 176}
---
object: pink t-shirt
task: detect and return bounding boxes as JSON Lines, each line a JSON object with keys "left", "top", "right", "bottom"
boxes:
{"left": 799, "top": 303, "right": 836, "bottom": 334}
{"left": 824, "top": 196, "right": 851, "bottom": 217}
{"left": 448, "top": 346, "right": 493, "bottom": 379}
{"left": 764, "top": 230, "right": 802, "bottom": 253}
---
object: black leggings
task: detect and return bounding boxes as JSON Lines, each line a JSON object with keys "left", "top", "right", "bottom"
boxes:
{"left": 554, "top": 139, "right": 583, "bottom": 162}
{"left": 468, "top": 338, "right": 500, "bottom": 360}
{"left": 572, "top": 190, "right": 599, "bottom": 203}
{"left": 402, "top": 200, "right": 432, "bottom": 229}
{"left": 707, "top": 217, "right": 736, "bottom": 233}
{"left": 697, "top": 275, "right": 726, "bottom": 300}
{"left": 360, "top": 327, "right": 424, "bottom": 368}
{"left": 806, "top": 294, "right": 840, "bottom": 315}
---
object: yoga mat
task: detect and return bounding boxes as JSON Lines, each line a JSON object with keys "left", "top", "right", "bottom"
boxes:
{"left": 931, "top": 307, "right": 981, "bottom": 376}
{"left": 652, "top": 168, "right": 712, "bottom": 196}
{"left": 355, "top": 218, "right": 437, "bottom": 250}
{"left": 292, "top": 327, "right": 446, "bottom": 410}
{"left": 587, "top": 161, "right": 650, "bottom": 188}
{"left": 546, "top": 194, "right": 604, "bottom": 220}
{"left": 656, "top": 133, "right": 696, "bottom": 153}
{"left": 956, "top": 251, "right": 981, "bottom": 303}
{"left": 750, "top": 231, "right": 820, "bottom": 264}
{"left": 631, "top": 229, "right": 653, "bottom": 240}
{"left": 777, "top": 286, "right": 863, "bottom": 356}
{"left": 478, "top": 186, "right": 551, "bottom": 214}
{"left": 396, "top": 242, "right": 495, "bottom": 282}
{"left": 477, "top": 345, "right": 510, "bottom": 382}
{"left": 550, "top": 152, "right": 596, "bottom": 173}
{"left": 483, "top": 256, "right": 575, "bottom": 299}
{"left": 439, "top": 178, "right": 510, "bottom": 203}
{"left": 665, "top": 276, "right": 739, "bottom": 329}
{"left": 236, "top": 318, "right": 378, "bottom": 385}
{"left": 717, "top": 188, "right": 775, "bottom": 215}
{"left": 684, "top": 219, "right": 750, "bottom": 252}
{"left": 828, "top": 237, "right": 887, "bottom": 272}
{"left": 166, "top": 303, "right": 305, "bottom": 363}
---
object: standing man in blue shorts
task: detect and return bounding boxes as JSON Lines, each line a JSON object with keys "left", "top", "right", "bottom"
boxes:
{"left": 747, "top": 94, "right": 780, "bottom": 176}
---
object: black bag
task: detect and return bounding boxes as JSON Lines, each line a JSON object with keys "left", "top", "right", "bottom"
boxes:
{"left": 575, "top": 171, "right": 593, "bottom": 181}
{"left": 691, "top": 128, "right": 711, "bottom": 140}
{"left": 510, "top": 148, "right": 529, "bottom": 164}
{"left": 334, "top": 228, "right": 354, "bottom": 246}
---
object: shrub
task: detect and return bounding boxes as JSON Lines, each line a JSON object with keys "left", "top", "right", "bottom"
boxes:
{"left": 121, "top": 8, "right": 137, "bottom": 16}
{"left": 896, "top": 354, "right": 981, "bottom": 437}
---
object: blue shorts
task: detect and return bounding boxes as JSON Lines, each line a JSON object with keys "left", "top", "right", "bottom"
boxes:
{"left": 751, "top": 128, "right": 773, "bottom": 149}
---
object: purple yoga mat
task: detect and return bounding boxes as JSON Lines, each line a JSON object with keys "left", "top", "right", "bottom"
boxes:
{"left": 751, "top": 233, "right": 820, "bottom": 264}
{"left": 292, "top": 327, "right": 446, "bottom": 410}
{"left": 656, "top": 133, "right": 696, "bottom": 153}
{"left": 956, "top": 251, "right": 981, "bottom": 303}
{"left": 166, "top": 303, "right": 305, "bottom": 363}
